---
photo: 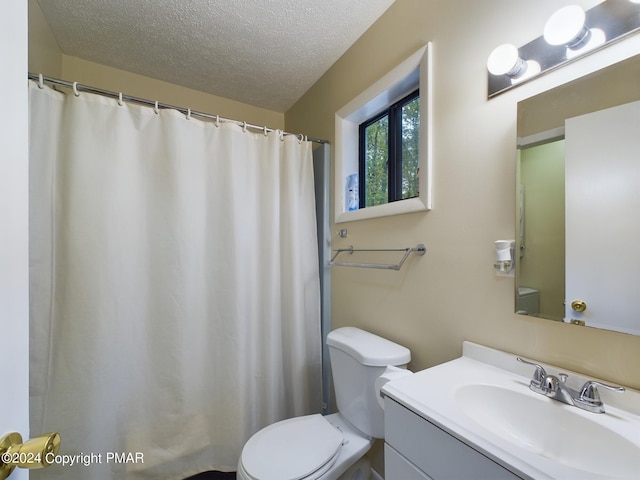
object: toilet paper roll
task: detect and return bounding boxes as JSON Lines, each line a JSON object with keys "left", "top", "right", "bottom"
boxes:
{"left": 375, "top": 365, "right": 413, "bottom": 409}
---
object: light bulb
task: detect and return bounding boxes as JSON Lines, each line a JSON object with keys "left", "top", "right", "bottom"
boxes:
{"left": 544, "top": 5, "right": 591, "bottom": 49}
{"left": 487, "top": 44, "right": 527, "bottom": 78}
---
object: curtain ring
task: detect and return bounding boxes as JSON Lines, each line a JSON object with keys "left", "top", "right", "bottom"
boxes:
{"left": 263, "top": 126, "right": 268, "bottom": 136}
{"left": 242, "top": 121, "right": 247, "bottom": 133}
{"left": 215, "top": 115, "right": 220, "bottom": 127}
{"left": 279, "top": 130, "right": 284, "bottom": 141}
{"left": 297, "top": 134, "right": 304, "bottom": 144}
{"left": 37, "top": 73, "right": 44, "bottom": 89}
{"left": 154, "top": 101, "right": 159, "bottom": 114}
{"left": 118, "top": 92, "right": 123, "bottom": 106}
{"left": 186, "top": 108, "right": 191, "bottom": 120}
{"left": 73, "top": 82, "right": 80, "bottom": 97}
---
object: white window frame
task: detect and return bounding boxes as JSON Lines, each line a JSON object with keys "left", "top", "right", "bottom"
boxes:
{"left": 335, "top": 43, "right": 432, "bottom": 223}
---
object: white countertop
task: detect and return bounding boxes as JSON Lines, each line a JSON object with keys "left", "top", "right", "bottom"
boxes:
{"left": 382, "top": 341, "right": 640, "bottom": 480}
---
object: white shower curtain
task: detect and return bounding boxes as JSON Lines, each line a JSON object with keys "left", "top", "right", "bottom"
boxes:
{"left": 28, "top": 81, "right": 321, "bottom": 479}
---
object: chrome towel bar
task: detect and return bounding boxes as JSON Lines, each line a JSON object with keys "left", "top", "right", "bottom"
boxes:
{"left": 329, "top": 244, "right": 426, "bottom": 270}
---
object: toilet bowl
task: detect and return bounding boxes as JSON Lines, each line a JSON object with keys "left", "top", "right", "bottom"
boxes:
{"left": 236, "top": 413, "right": 372, "bottom": 480}
{"left": 237, "top": 327, "right": 411, "bottom": 480}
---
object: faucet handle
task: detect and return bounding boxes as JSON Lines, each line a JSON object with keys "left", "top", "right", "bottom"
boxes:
{"left": 517, "top": 357, "right": 547, "bottom": 390}
{"left": 577, "top": 380, "right": 625, "bottom": 413}
{"left": 579, "top": 380, "right": 625, "bottom": 399}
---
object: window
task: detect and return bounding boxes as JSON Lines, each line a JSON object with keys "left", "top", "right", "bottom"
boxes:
{"left": 334, "top": 43, "right": 432, "bottom": 223}
{"left": 359, "top": 90, "right": 420, "bottom": 208}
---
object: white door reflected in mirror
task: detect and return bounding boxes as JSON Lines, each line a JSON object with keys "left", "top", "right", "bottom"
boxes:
{"left": 564, "top": 101, "right": 640, "bottom": 335}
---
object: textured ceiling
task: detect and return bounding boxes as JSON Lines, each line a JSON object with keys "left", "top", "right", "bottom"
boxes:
{"left": 38, "top": 0, "right": 396, "bottom": 112}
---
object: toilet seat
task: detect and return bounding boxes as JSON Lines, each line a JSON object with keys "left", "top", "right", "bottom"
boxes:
{"left": 239, "top": 414, "right": 344, "bottom": 480}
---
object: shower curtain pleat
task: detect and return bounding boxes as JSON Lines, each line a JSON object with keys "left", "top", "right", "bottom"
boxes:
{"left": 28, "top": 82, "right": 322, "bottom": 479}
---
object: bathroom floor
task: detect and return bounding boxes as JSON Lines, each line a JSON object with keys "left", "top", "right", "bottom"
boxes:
{"left": 184, "top": 471, "right": 236, "bottom": 479}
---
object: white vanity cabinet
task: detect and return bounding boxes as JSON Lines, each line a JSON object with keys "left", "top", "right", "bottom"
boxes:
{"left": 384, "top": 397, "right": 521, "bottom": 480}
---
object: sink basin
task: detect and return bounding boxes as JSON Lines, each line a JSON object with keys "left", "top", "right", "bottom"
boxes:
{"left": 455, "top": 384, "right": 640, "bottom": 478}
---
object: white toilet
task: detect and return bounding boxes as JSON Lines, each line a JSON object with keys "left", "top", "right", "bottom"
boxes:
{"left": 237, "top": 327, "right": 411, "bottom": 480}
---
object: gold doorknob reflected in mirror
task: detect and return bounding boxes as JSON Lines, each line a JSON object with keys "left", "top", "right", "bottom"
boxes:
{"left": 0, "top": 432, "right": 61, "bottom": 479}
{"left": 571, "top": 299, "right": 587, "bottom": 312}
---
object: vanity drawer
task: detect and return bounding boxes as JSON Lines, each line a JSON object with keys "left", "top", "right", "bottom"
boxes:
{"left": 385, "top": 443, "right": 432, "bottom": 480}
{"left": 385, "top": 397, "right": 520, "bottom": 480}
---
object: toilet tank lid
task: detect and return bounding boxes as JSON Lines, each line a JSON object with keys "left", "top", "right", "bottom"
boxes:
{"left": 518, "top": 287, "right": 539, "bottom": 296}
{"left": 327, "top": 327, "right": 410, "bottom": 366}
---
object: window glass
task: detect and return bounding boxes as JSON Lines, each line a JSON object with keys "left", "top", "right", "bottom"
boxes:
{"left": 359, "top": 91, "right": 419, "bottom": 208}
{"left": 401, "top": 96, "right": 420, "bottom": 199}
{"left": 363, "top": 115, "right": 389, "bottom": 207}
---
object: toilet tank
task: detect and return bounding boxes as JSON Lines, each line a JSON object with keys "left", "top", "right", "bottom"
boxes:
{"left": 516, "top": 287, "right": 540, "bottom": 315}
{"left": 326, "top": 327, "right": 410, "bottom": 439}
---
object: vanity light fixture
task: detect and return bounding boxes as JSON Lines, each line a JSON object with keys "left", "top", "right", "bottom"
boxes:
{"left": 487, "top": 0, "right": 640, "bottom": 97}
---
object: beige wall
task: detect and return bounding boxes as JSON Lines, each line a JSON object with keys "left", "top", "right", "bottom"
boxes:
{"left": 27, "top": 1, "right": 283, "bottom": 129}
{"left": 28, "top": 0, "right": 62, "bottom": 77}
{"left": 518, "top": 52, "right": 640, "bottom": 137}
{"left": 286, "top": 0, "right": 640, "bottom": 390}
{"left": 28, "top": 0, "right": 640, "bottom": 388}
{"left": 59, "top": 56, "right": 284, "bottom": 129}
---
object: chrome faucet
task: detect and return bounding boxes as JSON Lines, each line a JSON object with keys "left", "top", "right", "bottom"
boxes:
{"left": 516, "top": 357, "right": 625, "bottom": 413}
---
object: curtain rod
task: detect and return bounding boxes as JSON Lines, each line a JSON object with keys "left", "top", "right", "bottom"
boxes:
{"left": 28, "top": 73, "right": 328, "bottom": 145}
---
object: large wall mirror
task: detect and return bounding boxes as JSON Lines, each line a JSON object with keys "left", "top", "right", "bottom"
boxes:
{"left": 515, "top": 52, "right": 640, "bottom": 336}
